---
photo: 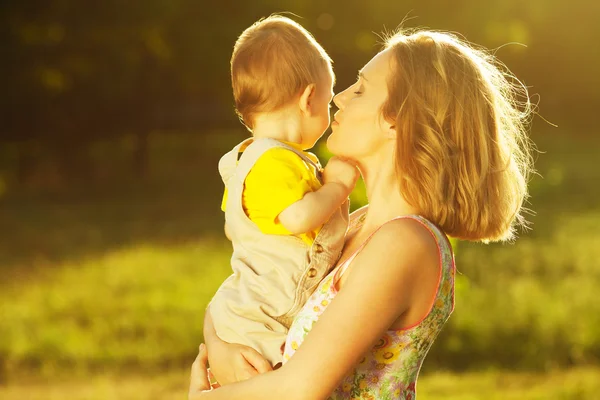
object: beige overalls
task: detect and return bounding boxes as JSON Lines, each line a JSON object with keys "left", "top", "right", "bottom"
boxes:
{"left": 209, "top": 137, "right": 349, "bottom": 364}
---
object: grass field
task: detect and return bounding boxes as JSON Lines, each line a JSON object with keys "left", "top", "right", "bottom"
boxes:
{"left": 0, "top": 129, "right": 599, "bottom": 398}
{"left": 1, "top": 367, "right": 598, "bottom": 399}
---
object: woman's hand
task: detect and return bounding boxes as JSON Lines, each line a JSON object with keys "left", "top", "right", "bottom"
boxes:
{"left": 189, "top": 344, "right": 212, "bottom": 399}
{"left": 188, "top": 343, "right": 290, "bottom": 400}
{"left": 203, "top": 309, "right": 273, "bottom": 385}
{"left": 208, "top": 340, "right": 273, "bottom": 385}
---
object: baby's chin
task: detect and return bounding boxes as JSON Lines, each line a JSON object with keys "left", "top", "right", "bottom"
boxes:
{"left": 302, "top": 133, "right": 326, "bottom": 150}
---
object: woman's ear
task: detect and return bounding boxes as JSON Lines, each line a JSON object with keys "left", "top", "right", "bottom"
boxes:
{"left": 299, "top": 84, "right": 316, "bottom": 116}
{"left": 380, "top": 115, "right": 397, "bottom": 139}
{"left": 387, "top": 123, "right": 397, "bottom": 139}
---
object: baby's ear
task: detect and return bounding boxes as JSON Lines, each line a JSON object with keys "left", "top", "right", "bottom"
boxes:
{"left": 299, "top": 83, "right": 316, "bottom": 116}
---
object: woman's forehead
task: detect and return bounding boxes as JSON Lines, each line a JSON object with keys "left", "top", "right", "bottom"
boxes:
{"left": 360, "top": 49, "right": 392, "bottom": 83}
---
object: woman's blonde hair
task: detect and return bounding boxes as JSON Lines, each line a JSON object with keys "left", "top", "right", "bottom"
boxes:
{"left": 231, "top": 15, "right": 333, "bottom": 130}
{"left": 382, "top": 30, "right": 534, "bottom": 242}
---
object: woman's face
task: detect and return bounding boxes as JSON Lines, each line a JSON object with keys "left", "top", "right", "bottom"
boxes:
{"left": 327, "top": 49, "right": 394, "bottom": 160}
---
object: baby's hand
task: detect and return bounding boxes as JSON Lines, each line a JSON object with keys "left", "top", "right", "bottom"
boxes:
{"left": 323, "top": 156, "right": 360, "bottom": 192}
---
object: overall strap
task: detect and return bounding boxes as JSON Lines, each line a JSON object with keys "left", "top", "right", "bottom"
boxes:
{"left": 218, "top": 138, "right": 253, "bottom": 185}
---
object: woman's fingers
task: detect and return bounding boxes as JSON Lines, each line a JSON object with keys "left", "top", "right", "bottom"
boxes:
{"left": 208, "top": 369, "right": 222, "bottom": 389}
{"left": 234, "top": 358, "right": 259, "bottom": 381}
{"left": 189, "top": 344, "right": 212, "bottom": 397}
{"left": 241, "top": 347, "right": 273, "bottom": 374}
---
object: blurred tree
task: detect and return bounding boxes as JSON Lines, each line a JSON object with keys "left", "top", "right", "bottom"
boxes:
{"left": 1, "top": 0, "right": 598, "bottom": 186}
{"left": 0, "top": 0, "right": 242, "bottom": 182}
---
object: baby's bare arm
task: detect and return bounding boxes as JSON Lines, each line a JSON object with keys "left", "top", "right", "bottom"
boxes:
{"left": 278, "top": 157, "right": 359, "bottom": 235}
{"left": 277, "top": 182, "right": 350, "bottom": 234}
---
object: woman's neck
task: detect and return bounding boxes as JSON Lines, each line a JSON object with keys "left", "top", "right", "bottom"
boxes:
{"left": 357, "top": 151, "right": 418, "bottom": 231}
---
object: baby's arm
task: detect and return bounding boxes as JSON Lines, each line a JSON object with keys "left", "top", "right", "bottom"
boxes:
{"left": 278, "top": 157, "right": 359, "bottom": 234}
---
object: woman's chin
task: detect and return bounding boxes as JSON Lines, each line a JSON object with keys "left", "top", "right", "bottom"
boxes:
{"left": 325, "top": 135, "right": 337, "bottom": 154}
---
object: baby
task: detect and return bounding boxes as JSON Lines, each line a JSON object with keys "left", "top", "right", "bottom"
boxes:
{"left": 206, "top": 16, "right": 358, "bottom": 383}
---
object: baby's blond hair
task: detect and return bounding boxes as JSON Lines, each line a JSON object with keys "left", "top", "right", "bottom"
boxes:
{"left": 382, "top": 30, "right": 534, "bottom": 242}
{"left": 231, "top": 15, "right": 333, "bottom": 130}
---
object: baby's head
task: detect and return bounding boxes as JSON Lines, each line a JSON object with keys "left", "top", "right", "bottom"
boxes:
{"left": 231, "top": 15, "right": 334, "bottom": 148}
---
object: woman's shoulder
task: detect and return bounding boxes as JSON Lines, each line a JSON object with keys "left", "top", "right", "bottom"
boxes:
{"left": 372, "top": 216, "right": 440, "bottom": 259}
{"left": 349, "top": 210, "right": 440, "bottom": 251}
{"left": 345, "top": 211, "right": 450, "bottom": 275}
{"left": 337, "top": 216, "right": 442, "bottom": 304}
{"left": 367, "top": 217, "right": 443, "bottom": 280}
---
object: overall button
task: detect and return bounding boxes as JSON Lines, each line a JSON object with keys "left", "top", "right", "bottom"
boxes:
{"left": 315, "top": 243, "right": 324, "bottom": 253}
{"left": 307, "top": 268, "right": 318, "bottom": 278}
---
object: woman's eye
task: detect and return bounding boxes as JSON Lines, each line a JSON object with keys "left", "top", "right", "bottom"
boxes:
{"left": 354, "top": 91, "right": 362, "bottom": 95}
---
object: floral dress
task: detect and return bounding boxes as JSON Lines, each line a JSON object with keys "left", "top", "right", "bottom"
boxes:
{"left": 282, "top": 212, "right": 455, "bottom": 400}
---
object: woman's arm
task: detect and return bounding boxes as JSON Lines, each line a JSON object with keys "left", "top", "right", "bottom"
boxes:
{"left": 190, "top": 218, "right": 440, "bottom": 400}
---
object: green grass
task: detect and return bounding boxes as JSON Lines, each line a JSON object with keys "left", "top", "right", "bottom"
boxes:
{"left": 1, "top": 367, "right": 598, "bottom": 400}
{"left": 418, "top": 367, "right": 600, "bottom": 400}
{"left": 0, "top": 241, "right": 232, "bottom": 380}
{"left": 0, "top": 130, "right": 239, "bottom": 382}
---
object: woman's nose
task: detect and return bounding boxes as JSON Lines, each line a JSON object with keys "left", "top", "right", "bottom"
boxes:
{"left": 333, "top": 92, "right": 344, "bottom": 110}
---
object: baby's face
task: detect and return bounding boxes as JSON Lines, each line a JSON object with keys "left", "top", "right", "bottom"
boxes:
{"left": 301, "top": 70, "right": 335, "bottom": 149}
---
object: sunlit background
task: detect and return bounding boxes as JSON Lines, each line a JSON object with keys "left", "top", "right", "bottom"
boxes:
{"left": 1, "top": 1, "right": 599, "bottom": 399}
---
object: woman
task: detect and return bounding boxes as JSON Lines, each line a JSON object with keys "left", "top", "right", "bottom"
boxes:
{"left": 190, "top": 28, "right": 533, "bottom": 399}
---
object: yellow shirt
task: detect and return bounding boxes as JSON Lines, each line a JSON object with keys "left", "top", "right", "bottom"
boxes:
{"left": 221, "top": 141, "right": 322, "bottom": 244}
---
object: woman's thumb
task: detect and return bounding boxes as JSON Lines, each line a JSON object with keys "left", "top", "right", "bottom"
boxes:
{"left": 189, "top": 344, "right": 211, "bottom": 396}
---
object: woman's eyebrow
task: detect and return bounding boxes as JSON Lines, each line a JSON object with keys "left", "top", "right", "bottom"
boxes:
{"left": 358, "top": 70, "right": 369, "bottom": 82}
